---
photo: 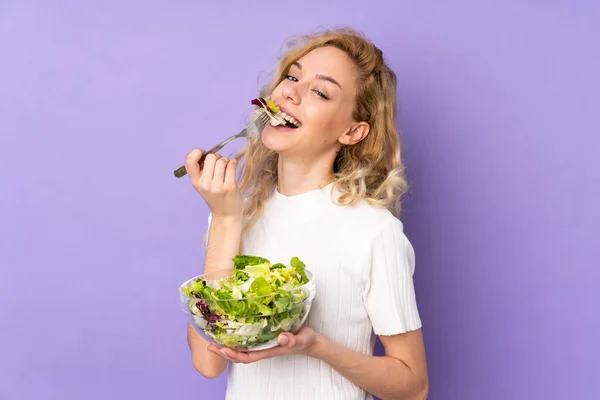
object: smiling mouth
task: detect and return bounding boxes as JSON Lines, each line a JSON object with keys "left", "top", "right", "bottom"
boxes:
{"left": 251, "top": 97, "right": 302, "bottom": 128}
{"left": 279, "top": 111, "right": 301, "bottom": 128}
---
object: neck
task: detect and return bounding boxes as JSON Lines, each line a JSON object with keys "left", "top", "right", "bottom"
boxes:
{"left": 276, "top": 153, "right": 335, "bottom": 196}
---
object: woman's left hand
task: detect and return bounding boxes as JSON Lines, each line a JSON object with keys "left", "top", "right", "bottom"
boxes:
{"left": 207, "top": 327, "right": 319, "bottom": 364}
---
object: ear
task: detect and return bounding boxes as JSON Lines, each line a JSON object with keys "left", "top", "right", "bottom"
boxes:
{"left": 338, "top": 122, "right": 370, "bottom": 146}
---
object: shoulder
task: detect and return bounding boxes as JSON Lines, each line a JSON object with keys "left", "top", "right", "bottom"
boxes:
{"left": 329, "top": 189, "right": 413, "bottom": 251}
{"left": 332, "top": 196, "right": 404, "bottom": 239}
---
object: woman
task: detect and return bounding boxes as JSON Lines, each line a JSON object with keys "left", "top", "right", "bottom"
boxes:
{"left": 184, "top": 28, "right": 429, "bottom": 400}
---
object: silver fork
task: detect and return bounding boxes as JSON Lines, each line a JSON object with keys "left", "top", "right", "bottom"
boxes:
{"left": 173, "top": 112, "right": 271, "bottom": 178}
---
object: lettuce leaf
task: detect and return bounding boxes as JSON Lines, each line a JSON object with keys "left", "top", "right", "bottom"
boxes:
{"left": 183, "top": 254, "right": 311, "bottom": 349}
{"left": 290, "top": 256, "right": 308, "bottom": 284}
{"left": 233, "top": 255, "right": 270, "bottom": 270}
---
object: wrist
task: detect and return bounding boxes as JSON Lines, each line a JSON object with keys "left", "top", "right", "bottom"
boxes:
{"left": 307, "top": 333, "right": 328, "bottom": 359}
{"left": 210, "top": 214, "right": 243, "bottom": 227}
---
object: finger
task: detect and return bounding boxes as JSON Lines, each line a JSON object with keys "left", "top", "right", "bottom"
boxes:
{"left": 219, "top": 348, "right": 242, "bottom": 363}
{"left": 208, "top": 347, "right": 223, "bottom": 357}
{"left": 212, "top": 157, "right": 228, "bottom": 184}
{"left": 207, "top": 344, "right": 222, "bottom": 355}
{"left": 185, "top": 149, "right": 204, "bottom": 182}
{"left": 221, "top": 348, "right": 256, "bottom": 364}
{"left": 209, "top": 344, "right": 230, "bottom": 357}
{"left": 207, "top": 345, "right": 238, "bottom": 363}
{"left": 199, "top": 153, "right": 222, "bottom": 186}
{"left": 224, "top": 158, "right": 239, "bottom": 189}
{"left": 277, "top": 333, "right": 296, "bottom": 348}
{"left": 222, "top": 346, "right": 290, "bottom": 364}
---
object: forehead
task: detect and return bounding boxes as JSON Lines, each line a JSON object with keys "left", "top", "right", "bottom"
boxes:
{"left": 294, "top": 46, "right": 358, "bottom": 89}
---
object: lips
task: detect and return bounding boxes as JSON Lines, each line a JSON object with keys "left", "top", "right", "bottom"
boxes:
{"left": 276, "top": 105, "right": 302, "bottom": 128}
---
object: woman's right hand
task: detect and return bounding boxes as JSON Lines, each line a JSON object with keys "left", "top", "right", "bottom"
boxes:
{"left": 184, "top": 149, "right": 244, "bottom": 220}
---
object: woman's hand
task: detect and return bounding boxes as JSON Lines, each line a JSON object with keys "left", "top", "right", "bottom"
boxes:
{"left": 207, "top": 327, "right": 319, "bottom": 364}
{"left": 185, "top": 149, "right": 244, "bottom": 219}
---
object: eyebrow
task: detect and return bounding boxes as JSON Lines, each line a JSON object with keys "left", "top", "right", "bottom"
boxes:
{"left": 292, "top": 61, "right": 342, "bottom": 89}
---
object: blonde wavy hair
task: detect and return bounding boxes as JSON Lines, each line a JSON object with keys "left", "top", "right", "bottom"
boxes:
{"left": 234, "top": 27, "right": 408, "bottom": 233}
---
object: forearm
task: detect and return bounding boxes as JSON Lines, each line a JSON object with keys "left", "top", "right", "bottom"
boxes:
{"left": 203, "top": 215, "right": 243, "bottom": 273}
{"left": 309, "top": 336, "right": 428, "bottom": 400}
{"left": 187, "top": 322, "right": 228, "bottom": 378}
{"left": 188, "top": 215, "right": 243, "bottom": 378}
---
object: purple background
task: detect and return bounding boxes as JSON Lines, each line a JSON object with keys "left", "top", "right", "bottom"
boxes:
{"left": 1, "top": 1, "right": 598, "bottom": 399}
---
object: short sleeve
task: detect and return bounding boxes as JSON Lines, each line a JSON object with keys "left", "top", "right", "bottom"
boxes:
{"left": 364, "top": 218, "right": 422, "bottom": 335}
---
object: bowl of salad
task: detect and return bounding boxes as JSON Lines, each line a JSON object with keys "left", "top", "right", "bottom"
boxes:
{"left": 179, "top": 255, "right": 316, "bottom": 352}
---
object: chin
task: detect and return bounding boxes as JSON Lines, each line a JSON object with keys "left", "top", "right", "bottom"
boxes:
{"left": 260, "top": 124, "right": 301, "bottom": 153}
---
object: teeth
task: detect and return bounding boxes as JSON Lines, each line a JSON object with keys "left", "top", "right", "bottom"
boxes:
{"left": 282, "top": 114, "right": 300, "bottom": 127}
{"left": 274, "top": 108, "right": 301, "bottom": 127}
{"left": 268, "top": 112, "right": 286, "bottom": 126}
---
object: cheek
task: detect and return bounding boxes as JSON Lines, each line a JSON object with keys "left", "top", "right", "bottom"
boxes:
{"left": 313, "top": 110, "right": 348, "bottom": 144}
{"left": 308, "top": 104, "right": 345, "bottom": 131}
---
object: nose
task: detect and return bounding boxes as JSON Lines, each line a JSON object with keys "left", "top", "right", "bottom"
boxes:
{"left": 281, "top": 83, "right": 300, "bottom": 105}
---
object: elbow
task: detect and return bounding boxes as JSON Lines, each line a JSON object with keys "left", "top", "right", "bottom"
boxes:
{"left": 197, "top": 368, "right": 224, "bottom": 380}
{"left": 387, "top": 378, "right": 428, "bottom": 400}
{"left": 419, "top": 383, "right": 429, "bottom": 400}
{"left": 191, "top": 357, "right": 227, "bottom": 379}
{"left": 415, "top": 378, "right": 429, "bottom": 400}
{"left": 411, "top": 362, "right": 429, "bottom": 400}
{"left": 399, "top": 376, "right": 428, "bottom": 400}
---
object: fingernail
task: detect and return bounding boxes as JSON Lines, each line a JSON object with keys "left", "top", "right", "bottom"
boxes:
{"left": 278, "top": 335, "right": 288, "bottom": 345}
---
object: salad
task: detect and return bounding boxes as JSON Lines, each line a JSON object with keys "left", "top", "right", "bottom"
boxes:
{"left": 251, "top": 97, "right": 301, "bottom": 129}
{"left": 251, "top": 97, "right": 280, "bottom": 114}
{"left": 181, "top": 255, "right": 314, "bottom": 349}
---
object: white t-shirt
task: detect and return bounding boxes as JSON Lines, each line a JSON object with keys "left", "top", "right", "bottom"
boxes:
{"left": 213, "top": 182, "right": 422, "bottom": 400}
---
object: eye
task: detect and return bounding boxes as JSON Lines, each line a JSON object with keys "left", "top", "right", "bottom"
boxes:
{"left": 284, "top": 74, "right": 298, "bottom": 82}
{"left": 313, "top": 90, "right": 329, "bottom": 100}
